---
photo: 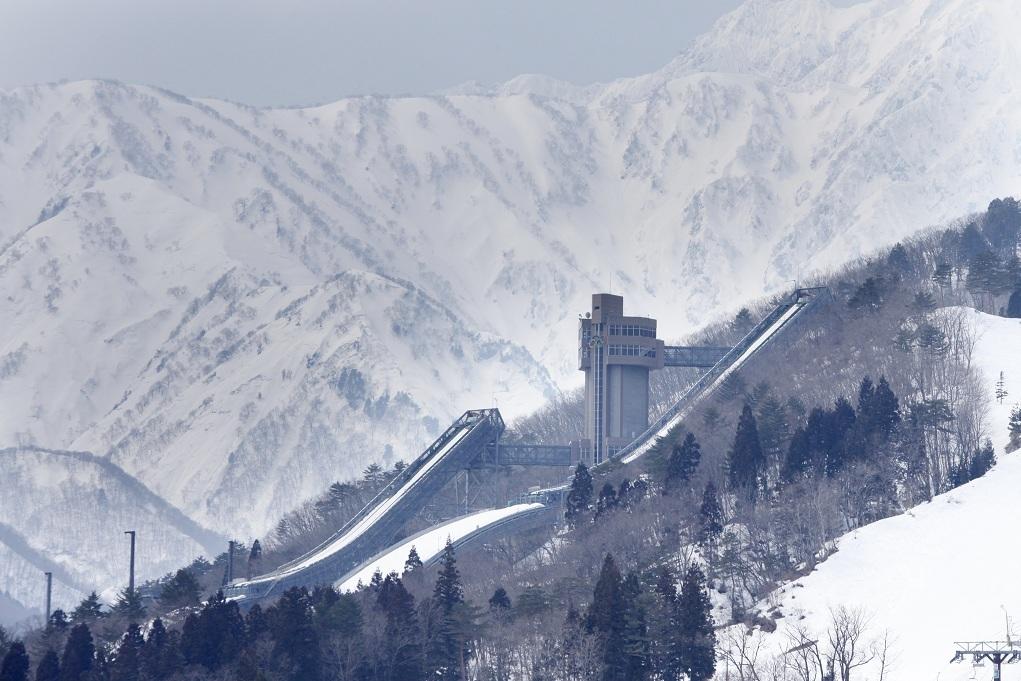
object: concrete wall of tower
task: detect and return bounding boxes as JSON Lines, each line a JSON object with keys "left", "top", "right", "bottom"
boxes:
{"left": 579, "top": 293, "right": 664, "bottom": 464}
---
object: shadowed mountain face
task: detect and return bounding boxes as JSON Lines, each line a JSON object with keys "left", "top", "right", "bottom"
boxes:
{"left": 0, "top": 0, "right": 1018, "bottom": 608}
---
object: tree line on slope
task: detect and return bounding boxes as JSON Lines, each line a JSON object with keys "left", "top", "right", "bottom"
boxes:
{"left": 0, "top": 538, "right": 717, "bottom": 681}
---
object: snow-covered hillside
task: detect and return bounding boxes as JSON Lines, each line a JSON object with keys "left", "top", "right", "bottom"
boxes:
{"left": 2, "top": 0, "right": 1021, "bottom": 621}
{"left": 0, "top": 447, "right": 223, "bottom": 624}
{"left": 749, "top": 311, "right": 1021, "bottom": 681}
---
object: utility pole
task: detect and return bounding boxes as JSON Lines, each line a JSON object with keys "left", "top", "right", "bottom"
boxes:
{"left": 44, "top": 571, "right": 52, "bottom": 624}
{"left": 226, "top": 540, "right": 236, "bottom": 584}
{"left": 124, "top": 530, "right": 136, "bottom": 593}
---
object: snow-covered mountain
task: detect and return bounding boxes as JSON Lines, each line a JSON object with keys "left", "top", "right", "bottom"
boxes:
{"left": 2, "top": 0, "right": 1020, "bottom": 615}
{"left": 0, "top": 446, "right": 223, "bottom": 621}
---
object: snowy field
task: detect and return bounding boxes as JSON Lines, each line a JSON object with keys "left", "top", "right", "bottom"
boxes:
{"left": 748, "top": 310, "right": 1021, "bottom": 681}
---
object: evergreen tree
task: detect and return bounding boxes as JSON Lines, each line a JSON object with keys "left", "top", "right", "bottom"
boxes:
{"left": 728, "top": 404, "right": 765, "bottom": 498}
{"left": 856, "top": 376, "right": 875, "bottom": 417}
{"left": 488, "top": 587, "right": 511, "bottom": 611}
{"left": 651, "top": 568, "right": 681, "bottom": 681}
{"left": 1009, "top": 405, "right": 1021, "bottom": 449}
{"left": 316, "top": 591, "right": 362, "bottom": 641}
{"left": 267, "top": 588, "right": 320, "bottom": 681}
{"left": 732, "top": 308, "right": 754, "bottom": 334}
{"left": 433, "top": 540, "right": 464, "bottom": 613}
{"left": 595, "top": 483, "right": 619, "bottom": 518}
{"left": 361, "top": 463, "right": 387, "bottom": 490}
{"left": 588, "top": 555, "right": 627, "bottom": 681}
{"left": 112, "top": 588, "right": 145, "bottom": 621}
{"left": 34, "top": 651, "right": 59, "bottom": 681}
{"left": 871, "top": 377, "right": 901, "bottom": 442}
{"left": 967, "top": 250, "right": 1008, "bottom": 301}
{"left": 677, "top": 567, "right": 716, "bottom": 681}
{"left": 110, "top": 625, "right": 144, "bottom": 681}
{"left": 933, "top": 260, "right": 954, "bottom": 289}
{"left": 698, "top": 482, "right": 724, "bottom": 548}
{"left": 0, "top": 641, "right": 28, "bottom": 681}
{"left": 959, "top": 222, "right": 990, "bottom": 259}
{"left": 617, "top": 478, "right": 644, "bottom": 511}
{"left": 783, "top": 427, "right": 813, "bottom": 483}
{"left": 565, "top": 463, "right": 593, "bottom": 526}
{"left": 663, "top": 433, "right": 701, "bottom": 494}
{"left": 428, "top": 540, "right": 466, "bottom": 681}
{"left": 245, "top": 604, "right": 269, "bottom": 644}
{"left": 969, "top": 440, "right": 997, "bottom": 480}
{"left": 70, "top": 593, "right": 104, "bottom": 624}
{"left": 369, "top": 569, "right": 384, "bottom": 592}
{"left": 983, "top": 197, "right": 1021, "bottom": 256}
{"left": 404, "top": 546, "right": 423, "bottom": 574}
{"left": 47, "top": 611, "right": 69, "bottom": 633}
{"left": 180, "top": 591, "right": 246, "bottom": 671}
{"left": 621, "top": 573, "right": 649, "bottom": 681}
{"left": 60, "top": 624, "right": 94, "bottom": 681}
{"left": 158, "top": 569, "right": 202, "bottom": 610}
{"left": 887, "top": 243, "right": 910, "bottom": 272}
{"left": 1008, "top": 289, "right": 1021, "bottom": 319}
{"left": 825, "top": 397, "right": 856, "bottom": 476}
{"left": 141, "top": 619, "right": 177, "bottom": 681}
{"left": 848, "top": 277, "right": 884, "bottom": 314}
{"left": 756, "top": 397, "right": 790, "bottom": 477}
{"left": 996, "top": 372, "right": 1009, "bottom": 404}
{"left": 377, "top": 575, "right": 420, "bottom": 681}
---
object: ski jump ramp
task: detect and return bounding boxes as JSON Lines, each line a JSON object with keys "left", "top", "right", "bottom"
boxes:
{"left": 224, "top": 409, "right": 505, "bottom": 600}
{"left": 228, "top": 288, "right": 829, "bottom": 602}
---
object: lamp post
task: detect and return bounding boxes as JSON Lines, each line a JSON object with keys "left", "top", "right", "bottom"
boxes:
{"left": 124, "top": 530, "right": 136, "bottom": 593}
{"left": 44, "top": 571, "right": 52, "bottom": 623}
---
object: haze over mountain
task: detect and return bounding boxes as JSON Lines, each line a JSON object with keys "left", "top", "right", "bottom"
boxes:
{"left": 1, "top": 0, "right": 1019, "bottom": 615}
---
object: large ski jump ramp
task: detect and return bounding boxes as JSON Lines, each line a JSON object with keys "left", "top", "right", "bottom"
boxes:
{"left": 229, "top": 289, "right": 829, "bottom": 602}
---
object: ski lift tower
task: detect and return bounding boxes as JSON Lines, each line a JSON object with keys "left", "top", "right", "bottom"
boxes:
{"left": 951, "top": 641, "right": 1021, "bottom": 681}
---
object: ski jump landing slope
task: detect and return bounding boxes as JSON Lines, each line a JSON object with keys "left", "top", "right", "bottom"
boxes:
{"left": 752, "top": 309, "right": 1021, "bottom": 681}
{"left": 335, "top": 502, "right": 553, "bottom": 592}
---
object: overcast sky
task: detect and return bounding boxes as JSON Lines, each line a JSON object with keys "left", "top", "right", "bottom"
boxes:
{"left": 0, "top": 0, "right": 861, "bottom": 108}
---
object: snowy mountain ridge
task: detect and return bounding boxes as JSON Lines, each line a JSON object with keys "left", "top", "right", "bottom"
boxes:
{"left": 2, "top": 0, "right": 1021, "bottom": 618}
{"left": 0, "top": 446, "right": 224, "bottom": 622}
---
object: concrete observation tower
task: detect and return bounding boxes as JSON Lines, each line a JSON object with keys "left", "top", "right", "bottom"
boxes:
{"left": 578, "top": 293, "right": 730, "bottom": 464}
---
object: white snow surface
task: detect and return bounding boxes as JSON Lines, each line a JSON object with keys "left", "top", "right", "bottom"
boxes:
{"left": 3, "top": 0, "right": 1021, "bottom": 613}
{"left": 336, "top": 503, "right": 545, "bottom": 593}
{"left": 752, "top": 310, "right": 1021, "bottom": 681}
